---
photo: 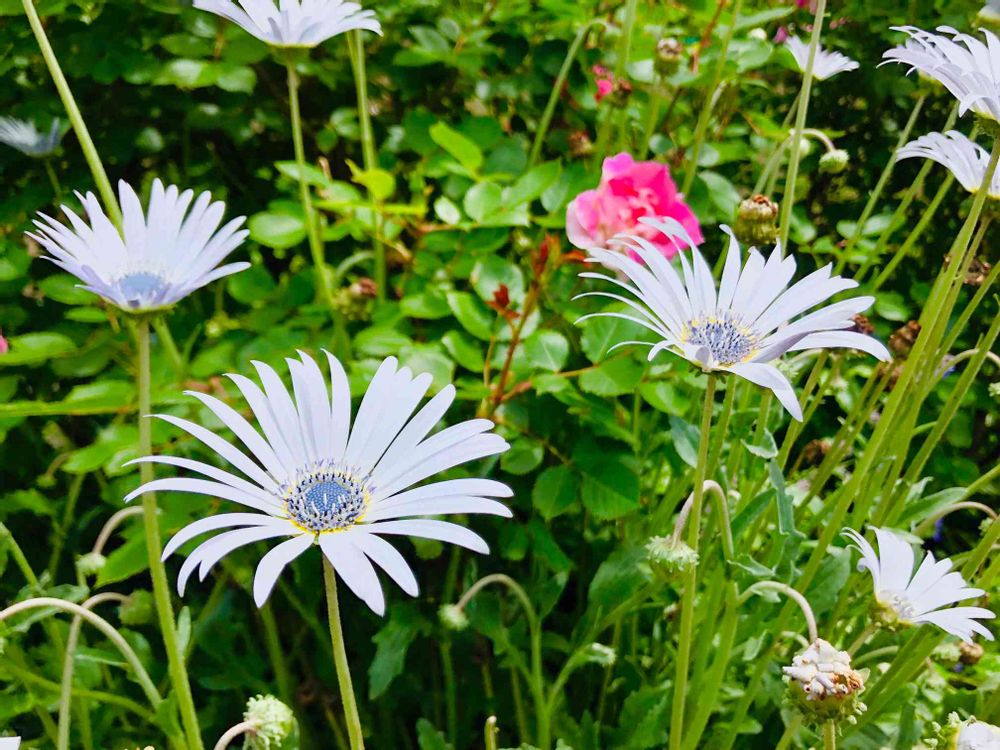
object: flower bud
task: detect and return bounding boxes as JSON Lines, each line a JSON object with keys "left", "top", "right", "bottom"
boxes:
{"left": 655, "top": 38, "right": 684, "bottom": 76}
{"left": 964, "top": 257, "right": 991, "bottom": 286}
{"left": 332, "top": 278, "right": 377, "bottom": 321}
{"left": 819, "top": 148, "right": 850, "bottom": 174}
{"left": 748, "top": 27, "right": 769, "bottom": 41}
{"left": 581, "top": 643, "right": 617, "bottom": 667}
{"left": 889, "top": 320, "right": 921, "bottom": 358}
{"left": 119, "top": 590, "right": 155, "bottom": 626}
{"left": 438, "top": 604, "right": 470, "bottom": 631}
{"left": 958, "top": 640, "right": 984, "bottom": 665}
{"left": 646, "top": 535, "right": 698, "bottom": 577}
{"left": 568, "top": 131, "right": 594, "bottom": 157}
{"left": 783, "top": 639, "right": 867, "bottom": 725}
{"left": 75, "top": 552, "right": 107, "bottom": 577}
{"left": 733, "top": 194, "right": 780, "bottom": 246}
{"left": 989, "top": 382, "right": 1000, "bottom": 400}
{"left": 244, "top": 694, "right": 297, "bottom": 750}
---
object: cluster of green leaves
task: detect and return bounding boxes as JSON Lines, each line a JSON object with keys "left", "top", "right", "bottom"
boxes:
{"left": 1, "top": 0, "right": 997, "bottom": 748}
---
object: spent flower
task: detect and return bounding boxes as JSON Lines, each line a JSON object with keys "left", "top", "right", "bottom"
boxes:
{"left": 28, "top": 179, "right": 250, "bottom": 313}
{"left": 783, "top": 638, "right": 866, "bottom": 723}
{"left": 193, "top": 0, "right": 381, "bottom": 48}
{"left": 844, "top": 527, "right": 995, "bottom": 642}
{"left": 575, "top": 218, "right": 890, "bottom": 419}
{"left": 785, "top": 36, "right": 859, "bottom": 80}
{"left": 127, "top": 351, "right": 512, "bottom": 615}
{"left": 0, "top": 116, "right": 61, "bottom": 156}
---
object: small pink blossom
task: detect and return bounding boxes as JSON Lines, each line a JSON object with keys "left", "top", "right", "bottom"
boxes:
{"left": 593, "top": 65, "right": 614, "bottom": 103}
{"left": 565, "top": 153, "right": 703, "bottom": 261}
{"left": 774, "top": 26, "right": 789, "bottom": 44}
{"left": 0, "top": 331, "right": 8, "bottom": 355}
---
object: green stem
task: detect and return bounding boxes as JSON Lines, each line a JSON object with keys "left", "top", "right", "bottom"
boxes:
{"left": 668, "top": 373, "right": 717, "bottom": 750}
{"left": 323, "top": 559, "right": 366, "bottom": 750}
{"left": 530, "top": 21, "right": 600, "bottom": 167}
{"left": 776, "top": 0, "right": 826, "bottom": 250}
{"left": 681, "top": 0, "right": 743, "bottom": 196}
{"left": 824, "top": 721, "right": 836, "bottom": 750}
{"left": 21, "top": 0, "right": 121, "bottom": 226}
{"left": 153, "top": 316, "right": 185, "bottom": 379}
{"left": 44, "top": 157, "right": 63, "bottom": 197}
{"left": 135, "top": 318, "right": 204, "bottom": 750}
{"left": 739, "top": 581, "right": 818, "bottom": 642}
{"left": 346, "top": 30, "right": 385, "bottom": 301}
{"left": 286, "top": 59, "right": 338, "bottom": 311}
{"left": 259, "top": 603, "right": 294, "bottom": 707}
{"left": 484, "top": 716, "right": 499, "bottom": 750}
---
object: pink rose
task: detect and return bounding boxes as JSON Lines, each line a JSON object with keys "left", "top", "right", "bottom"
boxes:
{"left": 565, "top": 153, "right": 703, "bottom": 260}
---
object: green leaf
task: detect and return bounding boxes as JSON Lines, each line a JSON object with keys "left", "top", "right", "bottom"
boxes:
{"left": 576, "top": 442, "right": 639, "bottom": 520}
{"left": 446, "top": 291, "right": 495, "bottom": 340}
{"left": 0, "top": 333, "right": 75, "bottom": 367}
{"left": 896, "top": 487, "right": 967, "bottom": 528}
{"left": 95, "top": 534, "right": 149, "bottom": 587}
{"left": 416, "top": 719, "right": 454, "bottom": 750}
{"left": 505, "top": 161, "right": 561, "bottom": 205}
{"left": 804, "top": 546, "right": 850, "bottom": 615}
{"left": 768, "top": 461, "right": 795, "bottom": 536}
{"left": 248, "top": 211, "right": 306, "bottom": 250}
{"left": 434, "top": 196, "right": 462, "bottom": 225}
{"left": 369, "top": 605, "right": 424, "bottom": 699}
{"left": 579, "top": 358, "right": 644, "bottom": 397}
{"left": 580, "top": 316, "right": 644, "bottom": 363}
{"left": 588, "top": 546, "right": 651, "bottom": 609}
{"left": 501, "top": 440, "right": 544, "bottom": 475}
{"left": 441, "top": 330, "right": 485, "bottom": 371}
{"left": 532, "top": 465, "right": 579, "bottom": 520}
{"left": 742, "top": 429, "right": 777, "bottom": 459}
{"left": 38, "top": 274, "right": 94, "bottom": 305}
{"left": 429, "top": 122, "right": 483, "bottom": 174}
{"left": 471, "top": 256, "right": 525, "bottom": 305}
{"left": 669, "top": 416, "right": 700, "bottom": 468}
{"left": 522, "top": 330, "right": 569, "bottom": 372}
{"left": 463, "top": 182, "right": 503, "bottom": 223}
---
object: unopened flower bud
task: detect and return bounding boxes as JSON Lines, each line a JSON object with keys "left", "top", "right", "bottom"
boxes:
{"left": 783, "top": 639, "right": 867, "bottom": 724}
{"left": 748, "top": 27, "right": 769, "bottom": 41}
{"left": 646, "top": 535, "right": 698, "bottom": 576}
{"left": 800, "top": 438, "right": 831, "bottom": 468}
{"left": 819, "top": 148, "right": 850, "bottom": 174}
{"left": 568, "top": 130, "right": 594, "bottom": 157}
{"left": 889, "top": 320, "right": 921, "bottom": 358}
{"left": 655, "top": 38, "right": 684, "bottom": 76}
{"left": 850, "top": 314, "right": 874, "bottom": 335}
{"left": 439, "top": 604, "right": 469, "bottom": 631}
{"left": 989, "top": 381, "right": 1000, "bottom": 400}
{"left": 733, "top": 194, "right": 780, "bottom": 246}
{"left": 76, "top": 552, "right": 107, "bottom": 577}
{"left": 332, "top": 278, "right": 376, "bottom": 321}
{"left": 119, "top": 590, "right": 155, "bottom": 626}
{"left": 244, "top": 694, "right": 297, "bottom": 750}
{"left": 958, "top": 640, "right": 984, "bottom": 665}
{"left": 581, "top": 643, "right": 617, "bottom": 667}
{"left": 964, "top": 257, "right": 991, "bottom": 286}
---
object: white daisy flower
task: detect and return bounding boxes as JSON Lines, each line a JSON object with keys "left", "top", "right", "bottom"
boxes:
{"left": 575, "top": 218, "right": 890, "bottom": 421}
{"left": 844, "top": 527, "right": 995, "bottom": 643}
{"left": 0, "top": 116, "right": 61, "bottom": 157}
{"left": 27, "top": 179, "right": 250, "bottom": 312}
{"left": 897, "top": 130, "right": 1000, "bottom": 198}
{"left": 193, "top": 0, "right": 381, "bottom": 48}
{"left": 126, "top": 351, "right": 512, "bottom": 615}
{"left": 785, "top": 37, "right": 860, "bottom": 81}
{"left": 882, "top": 26, "right": 1000, "bottom": 122}
{"left": 957, "top": 719, "right": 1000, "bottom": 750}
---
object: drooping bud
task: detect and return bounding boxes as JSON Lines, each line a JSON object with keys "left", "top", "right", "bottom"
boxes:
{"left": 646, "top": 535, "right": 699, "bottom": 577}
{"left": 819, "top": 148, "right": 850, "bottom": 174}
{"left": 889, "top": 320, "right": 921, "bottom": 358}
{"left": 119, "top": 590, "right": 155, "bottom": 626}
{"left": 783, "top": 639, "right": 867, "bottom": 724}
{"left": 439, "top": 604, "right": 470, "bottom": 632}
{"left": 244, "top": 694, "right": 298, "bottom": 750}
{"left": 655, "top": 38, "right": 684, "bottom": 76}
{"left": 75, "top": 552, "right": 107, "bottom": 577}
{"left": 733, "top": 194, "right": 780, "bottom": 246}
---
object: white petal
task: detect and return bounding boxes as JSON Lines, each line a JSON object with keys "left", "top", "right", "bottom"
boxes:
{"left": 363, "top": 519, "right": 489, "bottom": 554}
{"left": 727, "top": 362, "right": 803, "bottom": 421}
{"left": 253, "top": 534, "right": 314, "bottom": 607}
{"left": 319, "top": 534, "right": 386, "bottom": 615}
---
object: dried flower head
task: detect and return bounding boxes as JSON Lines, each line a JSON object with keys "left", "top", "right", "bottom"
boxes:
{"left": 783, "top": 638, "right": 867, "bottom": 723}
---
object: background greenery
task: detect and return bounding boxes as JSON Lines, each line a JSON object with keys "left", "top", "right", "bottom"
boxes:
{"left": 0, "top": 0, "right": 996, "bottom": 747}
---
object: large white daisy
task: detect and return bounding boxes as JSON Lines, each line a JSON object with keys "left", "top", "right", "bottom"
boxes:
{"left": 126, "top": 352, "right": 512, "bottom": 615}
{"left": 882, "top": 26, "right": 1000, "bottom": 122}
{"left": 785, "top": 37, "right": 859, "bottom": 81}
{"left": 27, "top": 179, "right": 250, "bottom": 312}
{"left": 0, "top": 116, "right": 61, "bottom": 157}
{"left": 898, "top": 130, "right": 1000, "bottom": 198}
{"left": 575, "top": 218, "right": 890, "bottom": 420}
{"left": 844, "top": 527, "right": 995, "bottom": 643}
{"left": 194, "top": 0, "right": 381, "bottom": 48}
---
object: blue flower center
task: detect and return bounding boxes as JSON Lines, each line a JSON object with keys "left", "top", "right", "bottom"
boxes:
{"left": 284, "top": 466, "right": 370, "bottom": 532}
{"left": 118, "top": 272, "right": 168, "bottom": 308}
{"left": 685, "top": 316, "right": 757, "bottom": 366}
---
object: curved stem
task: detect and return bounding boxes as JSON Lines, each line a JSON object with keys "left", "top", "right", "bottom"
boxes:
{"left": 669, "top": 479, "right": 734, "bottom": 561}
{"left": 681, "top": 0, "right": 743, "bottom": 196}
{"left": 529, "top": 21, "right": 601, "bottom": 167}
{"left": 134, "top": 318, "right": 204, "bottom": 750}
{"left": 20, "top": 0, "right": 121, "bottom": 226}
{"left": 213, "top": 721, "right": 258, "bottom": 750}
{"left": 669, "top": 373, "right": 717, "bottom": 750}
{"left": 934, "top": 347, "right": 1000, "bottom": 380}
{"left": 1, "top": 597, "right": 161, "bottom": 709}
{"left": 964, "top": 461, "right": 1000, "bottom": 500}
{"left": 739, "top": 581, "right": 818, "bottom": 642}
{"left": 57, "top": 593, "right": 130, "bottom": 750}
{"left": 323, "top": 559, "right": 365, "bottom": 750}
{"left": 776, "top": 0, "right": 826, "bottom": 250}
{"left": 91, "top": 506, "right": 145, "bottom": 556}
{"left": 456, "top": 573, "right": 547, "bottom": 749}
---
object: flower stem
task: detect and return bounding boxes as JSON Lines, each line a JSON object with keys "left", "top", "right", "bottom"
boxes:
{"left": 44, "top": 157, "right": 63, "bottom": 197}
{"left": 680, "top": 0, "right": 743, "bottom": 196}
{"left": 823, "top": 721, "right": 836, "bottom": 750}
{"left": 484, "top": 716, "right": 499, "bottom": 750}
{"left": 346, "top": 30, "right": 385, "bottom": 301}
{"left": 20, "top": 0, "right": 121, "bottom": 226}
{"left": 135, "top": 317, "right": 205, "bottom": 750}
{"left": 739, "top": 581, "right": 818, "bottom": 642}
{"left": 776, "top": 0, "right": 826, "bottom": 251}
{"left": 285, "top": 60, "right": 338, "bottom": 312}
{"left": 530, "top": 21, "right": 601, "bottom": 167}
{"left": 323, "top": 558, "right": 366, "bottom": 750}
{"left": 669, "top": 372, "right": 717, "bottom": 750}
{"left": 213, "top": 721, "right": 258, "bottom": 750}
